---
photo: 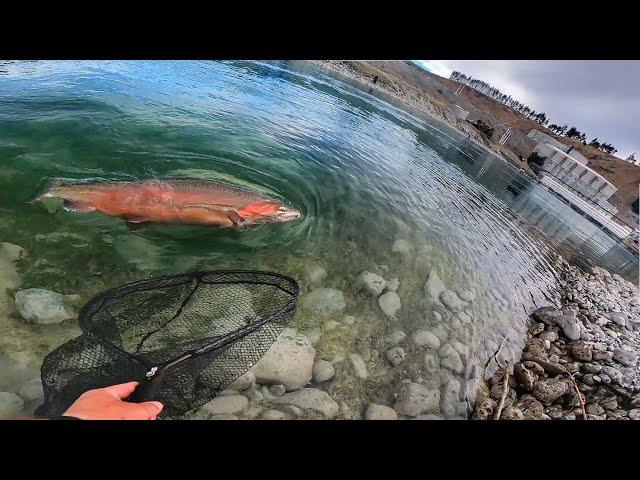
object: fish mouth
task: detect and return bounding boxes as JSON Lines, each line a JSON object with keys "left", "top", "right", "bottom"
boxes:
{"left": 276, "top": 210, "right": 303, "bottom": 222}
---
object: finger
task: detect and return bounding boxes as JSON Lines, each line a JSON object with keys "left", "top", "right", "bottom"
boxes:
{"left": 103, "top": 381, "right": 139, "bottom": 399}
{"left": 138, "top": 401, "right": 164, "bottom": 418}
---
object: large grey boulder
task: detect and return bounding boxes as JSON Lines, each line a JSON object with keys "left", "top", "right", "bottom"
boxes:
{"left": 273, "top": 388, "right": 339, "bottom": 418}
{"left": 14, "top": 288, "right": 78, "bottom": 324}
{"left": 252, "top": 328, "right": 315, "bottom": 391}
{"left": 299, "top": 288, "right": 346, "bottom": 316}
{"left": 554, "top": 314, "right": 582, "bottom": 341}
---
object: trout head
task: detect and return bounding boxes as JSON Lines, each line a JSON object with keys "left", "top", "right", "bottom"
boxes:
{"left": 237, "top": 201, "right": 302, "bottom": 225}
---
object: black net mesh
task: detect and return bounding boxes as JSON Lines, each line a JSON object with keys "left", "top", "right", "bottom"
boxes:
{"left": 35, "top": 271, "right": 299, "bottom": 419}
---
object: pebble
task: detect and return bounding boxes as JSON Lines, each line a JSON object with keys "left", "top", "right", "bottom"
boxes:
{"left": 410, "top": 329, "right": 440, "bottom": 349}
{"left": 273, "top": 388, "right": 339, "bottom": 419}
{"left": 365, "top": 403, "right": 398, "bottom": 420}
{"left": 14, "top": 288, "right": 78, "bottom": 325}
{"left": 439, "top": 289, "right": 464, "bottom": 313}
{"left": 349, "top": 354, "right": 368, "bottom": 379}
{"left": 386, "top": 347, "right": 406, "bottom": 367}
{"left": 312, "top": 360, "right": 335, "bottom": 383}
{"left": 387, "top": 330, "right": 406, "bottom": 345}
{"left": 393, "top": 382, "right": 440, "bottom": 417}
{"left": 357, "top": 271, "right": 387, "bottom": 296}
{"left": 202, "top": 395, "right": 248, "bottom": 415}
{"left": 378, "top": 291, "right": 401, "bottom": 319}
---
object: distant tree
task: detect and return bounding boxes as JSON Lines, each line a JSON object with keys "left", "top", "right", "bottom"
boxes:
{"left": 627, "top": 153, "right": 636, "bottom": 163}
{"left": 566, "top": 126, "right": 581, "bottom": 139}
{"left": 471, "top": 119, "right": 494, "bottom": 139}
{"left": 589, "top": 138, "right": 601, "bottom": 149}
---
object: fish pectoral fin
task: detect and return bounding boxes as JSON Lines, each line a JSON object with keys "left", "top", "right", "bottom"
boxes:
{"left": 124, "top": 215, "right": 150, "bottom": 224}
{"left": 63, "top": 200, "right": 96, "bottom": 213}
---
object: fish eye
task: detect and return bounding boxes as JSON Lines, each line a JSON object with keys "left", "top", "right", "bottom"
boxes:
{"left": 278, "top": 206, "right": 288, "bottom": 212}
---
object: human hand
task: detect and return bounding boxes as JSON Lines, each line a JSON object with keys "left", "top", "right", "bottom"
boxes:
{"left": 62, "top": 381, "right": 163, "bottom": 420}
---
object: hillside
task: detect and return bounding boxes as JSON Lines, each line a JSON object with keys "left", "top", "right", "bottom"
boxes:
{"left": 359, "top": 61, "right": 640, "bottom": 225}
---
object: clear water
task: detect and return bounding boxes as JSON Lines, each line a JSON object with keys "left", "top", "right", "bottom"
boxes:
{"left": 0, "top": 60, "right": 637, "bottom": 418}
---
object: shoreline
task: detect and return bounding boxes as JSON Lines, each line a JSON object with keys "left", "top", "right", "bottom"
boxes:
{"left": 307, "top": 60, "right": 520, "bottom": 170}
{"left": 473, "top": 258, "right": 639, "bottom": 420}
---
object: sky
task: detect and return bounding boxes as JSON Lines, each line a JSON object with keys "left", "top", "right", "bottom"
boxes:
{"left": 414, "top": 60, "right": 639, "bottom": 160}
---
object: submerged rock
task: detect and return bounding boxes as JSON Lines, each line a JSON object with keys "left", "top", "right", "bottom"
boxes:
{"left": 365, "top": 403, "right": 398, "bottom": 420}
{"left": 312, "top": 359, "right": 335, "bottom": 383}
{"left": 252, "top": 328, "right": 315, "bottom": 391}
{"left": 440, "top": 289, "right": 465, "bottom": 313}
{"left": 391, "top": 239, "right": 411, "bottom": 255}
{"left": 357, "top": 271, "right": 386, "bottom": 297}
{"left": 299, "top": 288, "right": 346, "bottom": 316}
{"left": 304, "top": 265, "right": 327, "bottom": 287}
{"left": 349, "top": 353, "right": 368, "bottom": 379}
{"left": 378, "top": 291, "right": 401, "bottom": 319}
{"left": 14, "top": 288, "right": 78, "bottom": 325}
{"left": 202, "top": 395, "right": 248, "bottom": 415}
{"left": 385, "top": 277, "right": 400, "bottom": 292}
{"left": 273, "top": 388, "right": 339, "bottom": 418}
{"left": 424, "top": 269, "right": 446, "bottom": 301}
{"left": 393, "top": 382, "right": 440, "bottom": 417}
{"left": 410, "top": 329, "right": 440, "bottom": 349}
{"left": 0, "top": 392, "right": 24, "bottom": 419}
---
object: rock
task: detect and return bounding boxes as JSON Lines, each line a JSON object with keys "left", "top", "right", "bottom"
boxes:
{"left": 299, "top": 288, "right": 346, "bottom": 316}
{"left": 273, "top": 388, "right": 339, "bottom": 418}
{"left": 586, "top": 404, "right": 605, "bottom": 416}
{"left": 607, "top": 312, "right": 627, "bottom": 328}
{"left": 410, "top": 329, "right": 440, "bottom": 349}
{"left": 539, "top": 330, "right": 558, "bottom": 342}
{"left": 323, "top": 320, "right": 339, "bottom": 332}
{"left": 342, "top": 315, "right": 356, "bottom": 325}
{"left": 440, "top": 377, "right": 462, "bottom": 417}
{"left": 554, "top": 314, "right": 582, "bottom": 341}
{"left": 473, "top": 397, "right": 496, "bottom": 420}
{"left": 569, "top": 341, "right": 593, "bottom": 362}
{"left": 581, "top": 363, "right": 602, "bottom": 374}
{"left": 385, "top": 277, "right": 399, "bottom": 292}
{"left": 304, "top": 265, "right": 327, "bottom": 286}
{"left": 365, "top": 403, "right": 398, "bottom": 420}
{"left": 0, "top": 392, "right": 24, "bottom": 419}
{"left": 602, "top": 366, "right": 624, "bottom": 385}
{"left": 516, "top": 396, "right": 544, "bottom": 420}
{"left": 593, "top": 351, "right": 614, "bottom": 361}
{"left": 391, "top": 239, "right": 411, "bottom": 255}
{"left": 439, "top": 343, "right": 464, "bottom": 374}
{"left": 260, "top": 409, "right": 291, "bottom": 420}
{"left": 378, "top": 291, "right": 401, "bottom": 319}
{"left": 514, "top": 363, "right": 537, "bottom": 391}
{"left": 201, "top": 395, "right": 248, "bottom": 415}
{"left": 252, "top": 328, "right": 315, "bottom": 391}
{"left": 532, "top": 379, "right": 569, "bottom": 405}
{"left": 501, "top": 406, "right": 525, "bottom": 420}
{"left": 529, "top": 323, "right": 545, "bottom": 336}
{"left": 629, "top": 409, "right": 640, "bottom": 420}
{"left": 349, "top": 353, "right": 368, "bottom": 379}
{"left": 18, "top": 378, "right": 44, "bottom": 403}
{"left": 312, "top": 360, "right": 335, "bottom": 383}
{"left": 613, "top": 348, "right": 638, "bottom": 367}
{"left": 387, "top": 330, "right": 406, "bottom": 346}
{"left": 425, "top": 269, "right": 446, "bottom": 301}
{"left": 393, "top": 382, "right": 440, "bottom": 417}
{"left": 269, "top": 384, "right": 286, "bottom": 396}
{"left": 532, "top": 306, "right": 562, "bottom": 325}
{"left": 356, "top": 271, "right": 386, "bottom": 296}
{"left": 228, "top": 370, "right": 255, "bottom": 391}
{"left": 14, "top": 288, "right": 77, "bottom": 324}
{"left": 386, "top": 347, "right": 406, "bottom": 367}
{"left": 439, "top": 289, "right": 464, "bottom": 313}
{"left": 457, "top": 288, "right": 475, "bottom": 303}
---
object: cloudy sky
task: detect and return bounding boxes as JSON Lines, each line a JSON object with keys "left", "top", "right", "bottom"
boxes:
{"left": 414, "top": 60, "right": 639, "bottom": 160}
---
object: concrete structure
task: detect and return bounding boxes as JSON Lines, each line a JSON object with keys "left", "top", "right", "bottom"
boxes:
{"left": 449, "top": 103, "right": 469, "bottom": 121}
{"left": 528, "top": 129, "right": 618, "bottom": 215}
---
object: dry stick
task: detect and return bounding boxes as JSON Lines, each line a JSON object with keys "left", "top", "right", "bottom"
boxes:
{"left": 567, "top": 373, "right": 587, "bottom": 420}
{"left": 493, "top": 360, "right": 510, "bottom": 420}
{"left": 484, "top": 335, "right": 508, "bottom": 370}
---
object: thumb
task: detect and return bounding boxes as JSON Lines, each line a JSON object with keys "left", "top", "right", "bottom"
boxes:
{"left": 139, "top": 401, "right": 164, "bottom": 418}
{"left": 103, "top": 381, "right": 139, "bottom": 399}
